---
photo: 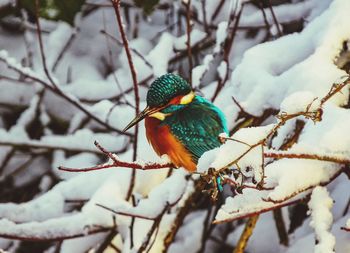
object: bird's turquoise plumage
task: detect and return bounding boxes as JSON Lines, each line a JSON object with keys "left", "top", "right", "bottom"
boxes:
{"left": 126, "top": 73, "right": 228, "bottom": 171}
{"left": 160, "top": 95, "right": 228, "bottom": 162}
{"left": 147, "top": 73, "right": 191, "bottom": 107}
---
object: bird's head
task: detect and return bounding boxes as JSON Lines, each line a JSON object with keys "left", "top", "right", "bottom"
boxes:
{"left": 123, "top": 73, "right": 195, "bottom": 132}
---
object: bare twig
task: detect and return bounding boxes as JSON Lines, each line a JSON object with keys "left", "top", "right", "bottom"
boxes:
{"left": 211, "top": 0, "right": 225, "bottom": 22}
{"left": 52, "top": 29, "right": 78, "bottom": 72}
{"left": 264, "top": 152, "right": 350, "bottom": 165}
{"left": 267, "top": 0, "right": 282, "bottom": 37}
{"left": 100, "top": 29, "right": 153, "bottom": 69}
{"left": 233, "top": 215, "right": 259, "bottom": 253}
{"left": 137, "top": 204, "right": 168, "bottom": 253}
{"left": 341, "top": 226, "right": 350, "bottom": 232}
{"left": 34, "top": 0, "right": 59, "bottom": 90}
{"left": 111, "top": 0, "right": 140, "bottom": 200}
{"left": 96, "top": 204, "right": 157, "bottom": 220}
{"left": 273, "top": 208, "right": 289, "bottom": 246}
{"left": 130, "top": 195, "right": 136, "bottom": 248}
{"left": 211, "top": 2, "right": 243, "bottom": 101}
{"left": 59, "top": 141, "right": 172, "bottom": 172}
{"left": 183, "top": 0, "right": 193, "bottom": 86}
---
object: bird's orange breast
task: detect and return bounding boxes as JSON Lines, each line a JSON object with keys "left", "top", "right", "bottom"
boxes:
{"left": 145, "top": 117, "right": 196, "bottom": 172}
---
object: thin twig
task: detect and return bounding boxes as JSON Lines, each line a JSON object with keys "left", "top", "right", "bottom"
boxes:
{"left": 34, "top": 0, "right": 59, "bottom": 90}
{"left": 100, "top": 29, "right": 153, "bottom": 69}
{"left": 211, "top": 2, "right": 243, "bottom": 101}
{"left": 273, "top": 208, "right": 289, "bottom": 246}
{"left": 211, "top": 0, "right": 225, "bottom": 22}
{"left": 233, "top": 215, "right": 259, "bottom": 253}
{"left": 0, "top": 51, "right": 131, "bottom": 137}
{"left": 341, "top": 226, "right": 350, "bottom": 232}
{"left": 264, "top": 152, "right": 350, "bottom": 165}
{"left": 96, "top": 204, "right": 157, "bottom": 220}
{"left": 130, "top": 195, "right": 136, "bottom": 248}
{"left": 183, "top": 0, "right": 193, "bottom": 86}
{"left": 111, "top": 0, "right": 140, "bottom": 201}
{"left": 137, "top": 203, "right": 169, "bottom": 253}
{"left": 52, "top": 29, "right": 78, "bottom": 72}
{"left": 59, "top": 141, "right": 172, "bottom": 172}
{"left": 267, "top": 0, "right": 282, "bottom": 37}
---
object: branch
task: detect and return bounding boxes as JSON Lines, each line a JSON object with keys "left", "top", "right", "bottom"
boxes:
{"left": 215, "top": 198, "right": 302, "bottom": 224}
{"left": 0, "top": 51, "right": 131, "bottom": 136}
{"left": 211, "top": 2, "right": 243, "bottom": 102}
{"left": 34, "top": 0, "right": 59, "bottom": 90}
{"left": 111, "top": 0, "right": 140, "bottom": 200}
{"left": 233, "top": 215, "right": 259, "bottom": 253}
{"left": 273, "top": 208, "right": 289, "bottom": 246}
{"left": 111, "top": 0, "right": 139, "bottom": 155}
{"left": 341, "top": 226, "right": 350, "bottom": 232}
{"left": 58, "top": 141, "right": 172, "bottom": 172}
{"left": 217, "top": 76, "right": 350, "bottom": 173}
{"left": 264, "top": 151, "right": 350, "bottom": 165}
{"left": 263, "top": 168, "right": 344, "bottom": 204}
{"left": 0, "top": 227, "right": 110, "bottom": 241}
{"left": 267, "top": 0, "right": 282, "bottom": 36}
{"left": 183, "top": 0, "right": 193, "bottom": 86}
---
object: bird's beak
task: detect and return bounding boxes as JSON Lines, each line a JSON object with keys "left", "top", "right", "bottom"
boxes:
{"left": 123, "top": 106, "right": 155, "bottom": 132}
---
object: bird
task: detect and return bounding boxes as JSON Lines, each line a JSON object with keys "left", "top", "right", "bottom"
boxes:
{"left": 123, "top": 73, "right": 228, "bottom": 172}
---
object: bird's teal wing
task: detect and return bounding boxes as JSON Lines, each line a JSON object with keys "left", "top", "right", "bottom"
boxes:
{"left": 163, "top": 96, "right": 228, "bottom": 162}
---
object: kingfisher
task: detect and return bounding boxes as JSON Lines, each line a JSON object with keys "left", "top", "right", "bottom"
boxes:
{"left": 123, "top": 73, "right": 228, "bottom": 172}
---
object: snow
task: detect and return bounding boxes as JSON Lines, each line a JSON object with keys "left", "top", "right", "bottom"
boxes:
{"left": 174, "top": 29, "right": 207, "bottom": 50}
{"left": 0, "top": 0, "right": 14, "bottom": 7}
{"left": 47, "top": 22, "right": 74, "bottom": 68}
{"left": 147, "top": 32, "right": 174, "bottom": 76}
{"left": 308, "top": 186, "right": 335, "bottom": 253}
{"left": 214, "top": 21, "right": 228, "bottom": 53}
{"left": 102, "top": 170, "right": 190, "bottom": 219}
{"left": 198, "top": 124, "right": 274, "bottom": 172}
{"left": 0, "top": 128, "right": 126, "bottom": 153}
{"left": 279, "top": 91, "right": 321, "bottom": 115}
{"left": 0, "top": 0, "right": 349, "bottom": 252}
{"left": 222, "top": 0, "right": 350, "bottom": 115}
{"left": 345, "top": 219, "right": 350, "bottom": 230}
{"left": 192, "top": 54, "right": 213, "bottom": 87}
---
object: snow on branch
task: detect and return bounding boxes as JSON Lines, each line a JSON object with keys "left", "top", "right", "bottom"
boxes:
{"left": 264, "top": 150, "right": 350, "bottom": 166}
{"left": 0, "top": 129, "right": 126, "bottom": 154}
{"left": 308, "top": 186, "right": 335, "bottom": 253}
{"left": 0, "top": 50, "right": 129, "bottom": 136}
{"left": 341, "top": 219, "right": 350, "bottom": 232}
{"left": 239, "top": 0, "right": 319, "bottom": 28}
{"left": 0, "top": 214, "right": 112, "bottom": 241}
{"left": 210, "top": 75, "right": 350, "bottom": 222}
{"left": 226, "top": 0, "right": 350, "bottom": 116}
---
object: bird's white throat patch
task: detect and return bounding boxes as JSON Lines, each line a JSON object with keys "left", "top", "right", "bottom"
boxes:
{"left": 149, "top": 112, "right": 167, "bottom": 120}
